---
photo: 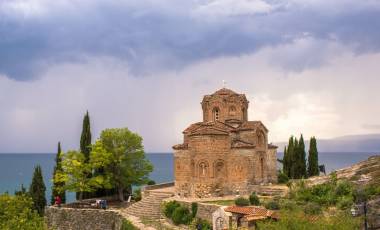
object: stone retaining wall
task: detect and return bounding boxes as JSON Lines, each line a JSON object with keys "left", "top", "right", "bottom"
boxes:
{"left": 45, "top": 206, "right": 124, "bottom": 230}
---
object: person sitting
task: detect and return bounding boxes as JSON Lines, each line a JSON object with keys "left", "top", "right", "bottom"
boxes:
{"left": 54, "top": 196, "right": 62, "bottom": 207}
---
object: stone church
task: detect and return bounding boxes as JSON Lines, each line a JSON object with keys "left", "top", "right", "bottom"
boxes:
{"left": 173, "top": 88, "right": 277, "bottom": 198}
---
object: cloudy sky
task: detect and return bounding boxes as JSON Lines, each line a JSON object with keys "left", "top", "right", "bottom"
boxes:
{"left": 1, "top": 0, "right": 380, "bottom": 153}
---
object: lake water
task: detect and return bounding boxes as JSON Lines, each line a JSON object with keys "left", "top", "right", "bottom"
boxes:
{"left": 0, "top": 152, "right": 377, "bottom": 203}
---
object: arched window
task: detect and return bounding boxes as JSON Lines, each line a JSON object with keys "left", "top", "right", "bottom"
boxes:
{"left": 214, "top": 160, "right": 225, "bottom": 178}
{"left": 198, "top": 161, "right": 209, "bottom": 177}
{"left": 258, "top": 131, "right": 265, "bottom": 147}
{"left": 213, "top": 107, "right": 220, "bottom": 121}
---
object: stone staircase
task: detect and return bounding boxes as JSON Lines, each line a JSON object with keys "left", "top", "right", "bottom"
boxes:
{"left": 122, "top": 191, "right": 173, "bottom": 219}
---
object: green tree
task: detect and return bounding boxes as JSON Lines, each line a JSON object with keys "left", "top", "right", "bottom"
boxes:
{"left": 308, "top": 137, "right": 319, "bottom": 177}
{"left": 29, "top": 165, "right": 46, "bottom": 216}
{"left": 298, "top": 134, "right": 307, "bottom": 178}
{"left": 282, "top": 146, "right": 288, "bottom": 177}
{"left": 56, "top": 150, "right": 110, "bottom": 200}
{"left": 91, "top": 128, "right": 153, "bottom": 201}
{"left": 0, "top": 194, "right": 44, "bottom": 230}
{"left": 51, "top": 142, "right": 66, "bottom": 205}
{"left": 80, "top": 111, "right": 92, "bottom": 161}
{"left": 286, "top": 136, "right": 295, "bottom": 178}
{"left": 79, "top": 111, "right": 92, "bottom": 199}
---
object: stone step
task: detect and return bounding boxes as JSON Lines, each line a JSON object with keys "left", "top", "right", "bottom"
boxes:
{"left": 123, "top": 192, "right": 173, "bottom": 219}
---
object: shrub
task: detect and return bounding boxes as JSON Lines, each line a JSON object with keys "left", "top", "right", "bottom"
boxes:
{"left": 121, "top": 219, "right": 138, "bottom": 230}
{"left": 335, "top": 181, "right": 353, "bottom": 197}
{"left": 172, "top": 206, "right": 192, "bottom": 225}
{"left": 278, "top": 171, "right": 289, "bottom": 184}
{"left": 337, "top": 196, "right": 353, "bottom": 210}
{"left": 303, "top": 202, "right": 322, "bottom": 215}
{"left": 133, "top": 188, "right": 142, "bottom": 202}
{"left": 164, "top": 201, "right": 181, "bottom": 218}
{"left": 249, "top": 192, "right": 260, "bottom": 205}
{"left": 235, "top": 197, "right": 250, "bottom": 206}
{"left": 265, "top": 200, "right": 280, "bottom": 210}
{"left": 147, "top": 180, "right": 156, "bottom": 185}
{"left": 191, "top": 202, "right": 198, "bottom": 218}
{"left": 0, "top": 194, "right": 44, "bottom": 230}
{"left": 280, "top": 200, "right": 297, "bottom": 211}
{"left": 195, "top": 218, "right": 212, "bottom": 230}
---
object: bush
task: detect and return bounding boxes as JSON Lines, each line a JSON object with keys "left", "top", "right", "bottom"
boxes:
{"left": 133, "top": 188, "right": 142, "bottom": 202}
{"left": 249, "top": 192, "right": 260, "bottom": 205}
{"left": 195, "top": 218, "right": 212, "bottom": 230}
{"left": 0, "top": 194, "right": 44, "bottom": 230}
{"left": 191, "top": 202, "right": 198, "bottom": 218}
{"left": 278, "top": 171, "right": 289, "bottom": 184}
{"left": 235, "top": 197, "right": 250, "bottom": 206}
{"left": 280, "top": 200, "right": 297, "bottom": 211}
{"left": 334, "top": 181, "right": 353, "bottom": 197}
{"left": 121, "top": 219, "right": 138, "bottom": 230}
{"left": 164, "top": 201, "right": 181, "bottom": 218}
{"left": 172, "top": 206, "right": 192, "bottom": 225}
{"left": 337, "top": 196, "right": 353, "bottom": 210}
{"left": 303, "top": 202, "right": 322, "bottom": 215}
{"left": 147, "top": 180, "right": 156, "bottom": 185}
{"left": 265, "top": 200, "right": 280, "bottom": 210}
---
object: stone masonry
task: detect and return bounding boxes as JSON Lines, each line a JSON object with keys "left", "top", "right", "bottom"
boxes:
{"left": 173, "top": 88, "right": 277, "bottom": 198}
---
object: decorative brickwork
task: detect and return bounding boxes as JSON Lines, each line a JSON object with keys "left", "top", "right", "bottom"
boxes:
{"left": 173, "top": 88, "right": 277, "bottom": 198}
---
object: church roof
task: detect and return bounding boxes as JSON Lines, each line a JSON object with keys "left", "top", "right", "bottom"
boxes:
{"left": 231, "top": 139, "right": 255, "bottom": 149}
{"left": 201, "top": 88, "right": 248, "bottom": 104}
{"left": 238, "top": 121, "right": 268, "bottom": 132}
{"left": 212, "top": 88, "right": 238, "bottom": 96}
{"left": 188, "top": 121, "right": 233, "bottom": 136}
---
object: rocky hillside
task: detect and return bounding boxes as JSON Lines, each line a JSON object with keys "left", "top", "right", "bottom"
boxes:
{"left": 307, "top": 155, "right": 380, "bottom": 186}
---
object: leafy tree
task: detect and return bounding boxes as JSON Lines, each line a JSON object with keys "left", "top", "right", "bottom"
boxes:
{"left": 91, "top": 128, "right": 153, "bottom": 201}
{"left": 56, "top": 150, "right": 111, "bottom": 200}
{"left": 308, "top": 137, "right": 319, "bottom": 177}
{"left": 29, "top": 165, "right": 46, "bottom": 216}
{"left": 51, "top": 142, "right": 66, "bottom": 205}
{"left": 0, "top": 194, "right": 44, "bottom": 230}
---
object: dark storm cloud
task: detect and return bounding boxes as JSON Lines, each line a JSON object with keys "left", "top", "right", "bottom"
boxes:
{"left": 1, "top": 0, "right": 380, "bottom": 80}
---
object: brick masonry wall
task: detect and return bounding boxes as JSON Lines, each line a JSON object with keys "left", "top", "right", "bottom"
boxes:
{"left": 45, "top": 206, "right": 123, "bottom": 230}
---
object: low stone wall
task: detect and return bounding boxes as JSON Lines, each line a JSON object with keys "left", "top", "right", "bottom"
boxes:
{"left": 143, "top": 181, "right": 175, "bottom": 191}
{"left": 45, "top": 206, "right": 124, "bottom": 230}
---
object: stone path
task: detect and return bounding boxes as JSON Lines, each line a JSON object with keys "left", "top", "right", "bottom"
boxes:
{"left": 122, "top": 190, "right": 174, "bottom": 219}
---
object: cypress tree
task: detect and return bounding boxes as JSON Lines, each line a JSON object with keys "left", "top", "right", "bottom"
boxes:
{"left": 286, "top": 136, "right": 294, "bottom": 178}
{"left": 308, "top": 137, "right": 319, "bottom": 176}
{"left": 80, "top": 111, "right": 92, "bottom": 162}
{"left": 299, "top": 134, "right": 307, "bottom": 178}
{"left": 51, "top": 142, "right": 66, "bottom": 205}
{"left": 290, "top": 137, "right": 298, "bottom": 178}
{"left": 78, "top": 111, "right": 92, "bottom": 199}
{"left": 29, "top": 165, "right": 46, "bottom": 216}
{"left": 283, "top": 146, "right": 288, "bottom": 176}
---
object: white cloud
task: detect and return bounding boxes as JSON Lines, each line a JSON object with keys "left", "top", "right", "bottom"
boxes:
{"left": 193, "top": 0, "right": 273, "bottom": 18}
{"left": 1, "top": 42, "right": 380, "bottom": 152}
